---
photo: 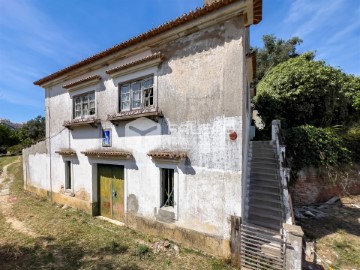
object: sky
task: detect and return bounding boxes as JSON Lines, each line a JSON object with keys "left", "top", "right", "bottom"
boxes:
{"left": 0, "top": 0, "right": 359, "bottom": 123}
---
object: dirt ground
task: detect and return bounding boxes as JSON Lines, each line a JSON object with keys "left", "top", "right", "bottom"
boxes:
{"left": 298, "top": 196, "right": 360, "bottom": 270}
{"left": 0, "top": 156, "right": 236, "bottom": 270}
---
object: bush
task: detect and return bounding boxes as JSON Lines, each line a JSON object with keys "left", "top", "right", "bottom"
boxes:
{"left": 253, "top": 53, "right": 358, "bottom": 128}
{"left": 285, "top": 126, "right": 352, "bottom": 177}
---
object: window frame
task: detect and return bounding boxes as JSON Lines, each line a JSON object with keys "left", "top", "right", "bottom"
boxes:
{"left": 72, "top": 91, "right": 96, "bottom": 119}
{"left": 160, "top": 168, "right": 175, "bottom": 208}
{"left": 65, "top": 161, "right": 72, "bottom": 190}
{"left": 119, "top": 75, "right": 154, "bottom": 112}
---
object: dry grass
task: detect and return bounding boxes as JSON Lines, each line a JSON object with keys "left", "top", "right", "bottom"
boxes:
{"left": 300, "top": 196, "right": 360, "bottom": 270}
{"left": 0, "top": 156, "right": 236, "bottom": 270}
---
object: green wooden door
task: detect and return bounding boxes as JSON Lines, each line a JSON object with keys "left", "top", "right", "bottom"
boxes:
{"left": 99, "top": 165, "right": 125, "bottom": 222}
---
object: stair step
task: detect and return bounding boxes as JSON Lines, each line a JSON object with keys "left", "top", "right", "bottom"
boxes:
{"left": 252, "top": 155, "right": 277, "bottom": 160}
{"left": 251, "top": 140, "right": 272, "bottom": 144}
{"left": 248, "top": 211, "right": 282, "bottom": 222}
{"left": 251, "top": 157, "right": 279, "bottom": 164}
{"left": 249, "top": 207, "right": 283, "bottom": 218}
{"left": 251, "top": 147, "right": 275, "bottom": 152}
{"left": 250, "top": 189, "right": 281, "bottom": 197}
{"left": 250, "top": 182, "right": 280, "bottom": 189}
{"left": 248, "top": 202, "right": 283, "bottom": 212}
{"left": 250, "top": 196, "right": 282, "bottom": 205}
{"left": 251, "top": 163, "right": 278, "bottom": 169}
{"left": 247, "top": 217, "right": 282, "bottom": 231}
{"left": 251, "top": 167, "right": 279, "bottom": 174}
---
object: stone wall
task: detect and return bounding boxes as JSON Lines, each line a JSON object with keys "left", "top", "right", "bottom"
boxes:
{"left": 290, "top": 164, "right": 360, "bottom": 205}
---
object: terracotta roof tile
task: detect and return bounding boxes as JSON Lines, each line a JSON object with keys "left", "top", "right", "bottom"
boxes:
{"left": 34, "top": 0, "right": 261, "bottom": 86}
{"left": 106, "top": 53, "right": 163, "bottom": 75}
{"left": 63, "top": 117, "right": 101, "bottom": 129}
{"left": 81, "top": 150, "right": 132, "bottom": 159}
{"left": 63, "top": 75, "right": 101, "bottom": 89}
{"left": 148, "top": 150, "right": 187, "bottom": 160}
{"left": 55, "top": 149, "right": 77, "bottom": 156}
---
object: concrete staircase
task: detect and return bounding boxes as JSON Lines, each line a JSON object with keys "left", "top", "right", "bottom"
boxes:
{"left": 247, "top": 141, "right": 284, "bottom": 232}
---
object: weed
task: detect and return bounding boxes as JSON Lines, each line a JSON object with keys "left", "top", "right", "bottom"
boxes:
{"left": 101, "top": 240, "right": 129, "bottom": 254}
{"left": 135, "top": 244, "right": 151, "bottom": 258}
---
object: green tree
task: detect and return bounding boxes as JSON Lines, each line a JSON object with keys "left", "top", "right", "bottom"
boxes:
{"left": 254, "top": 34, "right": 303, "bottom": 83}
{"left": 0, "top": 124, "right": 19, "bottom": 154}
{"left": 253, "top": 53, "right": 358, "bottom": 129}
{"left": 18, "top": 115, "right": 45, "bottom": 144}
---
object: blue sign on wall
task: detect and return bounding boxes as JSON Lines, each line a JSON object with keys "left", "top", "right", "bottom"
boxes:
{"left": 102, "top": 129, "right": 111, "bottom": 147}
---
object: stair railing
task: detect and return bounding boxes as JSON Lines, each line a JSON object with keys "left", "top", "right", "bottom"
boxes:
{"left": 271, "top": 120, "right": 295, "bottom": 225}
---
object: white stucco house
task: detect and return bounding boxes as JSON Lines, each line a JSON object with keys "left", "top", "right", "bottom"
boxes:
{"left": 24, "top": 0, "right": 263, "bottom": 259}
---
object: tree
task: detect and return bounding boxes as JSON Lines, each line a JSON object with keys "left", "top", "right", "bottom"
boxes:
{"left": 254, "top": 34, "right": 303, "bottom": 83}
{"left": 253, "top": 53, "right": 358, "bottom": 129}
{"left": 0, "top": 124, "right": 19, "bottom": 154}
{"left": 18, "top": 116, "right": 45, "bottom": 144}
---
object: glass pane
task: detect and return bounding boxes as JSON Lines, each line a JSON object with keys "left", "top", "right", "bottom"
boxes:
{"left": 90, "top": 101, "right": 95, "bottom": 109}
{"left": 132, "top": 90, "right": 141, "bottom": 108}
{"left": 75, "top": 97, "right": 81, "bottom": 104}
{"left": 143, "top": 78, "right": 153, "bottom": 89}
{"left": 83, "top": 96, "right": 88, "bottom": 102}
{"left": 132, "top": 81, "right": 141, "bottom": 91}
{"left": 121, "top": 84, "right": 130, "bottom": 93}
{"left": 122, "top": 101, "right": 130, "bottom": 110}
{"left": 75, "top": 105, "right": 81, "bottom": 110}
{"left": 75, "top": 111, "right": 81, "bottom": 118}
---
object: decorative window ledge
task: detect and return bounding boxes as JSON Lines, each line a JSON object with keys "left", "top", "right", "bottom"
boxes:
{"left": 63, "top": 117, "right": 100, "bottom": 130}
{"left": 55, "top": 149, "right": 77, "bottom": 156}
{"left": 81, "top": 150, "right": 132, "bottom": 159}
{"left": 148, "top": 150, "right": 187, "bottom": 162}
{"left": 63, "top": 75, "right": 101, "bottom": 92}
{"left": 107, "top": 107, "right": 163, "bottom": 125}
{"left": 106, "top": 53, "right": 163, "bottom": 78}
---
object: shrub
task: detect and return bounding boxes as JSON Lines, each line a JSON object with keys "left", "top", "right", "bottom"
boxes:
{"left": 285, "top": 126, "right": 352, "bottom": 178}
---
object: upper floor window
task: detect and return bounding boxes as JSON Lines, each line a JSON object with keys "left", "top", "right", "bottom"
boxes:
{"left": 120, "top": 77, "right": 154, "bottom": 111}
{"left": 73, "top": 92, "right": 95, "bottom": 118}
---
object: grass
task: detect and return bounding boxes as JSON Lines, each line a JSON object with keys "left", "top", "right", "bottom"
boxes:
{"left": 0, "top": 156, "right": 237, "bottom": 270}
{"left": 301, "top": 196, "right": 360, "bottom": 270}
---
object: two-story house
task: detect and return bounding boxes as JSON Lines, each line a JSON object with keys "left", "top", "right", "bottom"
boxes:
{"left": 24, "top": 0, "right": 262, "bottom": 258}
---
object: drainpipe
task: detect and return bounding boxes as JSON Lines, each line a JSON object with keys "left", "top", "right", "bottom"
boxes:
{"left": 47, "top": 92, "right": 53, "bottom": 202}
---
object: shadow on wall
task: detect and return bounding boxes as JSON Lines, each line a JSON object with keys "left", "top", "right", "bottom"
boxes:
{"left": 114, "top": 117, "right": 170, "bottom": 138}
{"left": 71, "top": 127, "right": 101, "bottom": 140}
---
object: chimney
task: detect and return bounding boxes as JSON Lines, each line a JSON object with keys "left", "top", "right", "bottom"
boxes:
{"left": 205, "top": 0, "right": 218, "bottom": 5}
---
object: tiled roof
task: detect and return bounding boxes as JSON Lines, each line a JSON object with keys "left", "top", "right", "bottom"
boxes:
{"left": 253, "top": 0, "right": 262, "bottom": 25}
{"left": 106, "top": 53, "right": 163, "bottom": 76}
{"left": 34, "top": 0, "right": 262, "bottom": 86}
{"left": 63, "top": 117, "right": 101, "bottom": 129}
{"left": 63, "top": 75, "right": 101, "bottom": 89}
{"left": 55, "top": 149, "right": 77, "bottom": 156}
{"left": 148, "top": 151, "right": 187, "bottom": 160}
{"left": 81, "top": 150, "right": 132, "bottom": 159}
{"left": 107, "top": 107, "right": 163, "bottom": 123}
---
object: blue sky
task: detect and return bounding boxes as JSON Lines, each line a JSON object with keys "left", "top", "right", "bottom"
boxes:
{"left": 0, "top": 0, "right": 359, "bottom": 122}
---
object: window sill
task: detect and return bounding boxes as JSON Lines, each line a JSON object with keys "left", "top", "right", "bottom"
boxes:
{"left": 63, "top": 117, "right": 100, "bottom": 130}
{"left": 156, "top": 206, "right": 175, "bottom": 223}
{"left": 107, "top": 107, "right": 163, "bottom": 125}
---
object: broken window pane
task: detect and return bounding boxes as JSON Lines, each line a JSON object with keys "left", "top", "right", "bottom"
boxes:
{"left": 161, "top": 168, "right": 174, "bottom": 207}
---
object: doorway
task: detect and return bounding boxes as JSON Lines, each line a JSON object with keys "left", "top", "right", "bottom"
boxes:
{"left": 98, "top": 164, "right": 125, "bottom": 222}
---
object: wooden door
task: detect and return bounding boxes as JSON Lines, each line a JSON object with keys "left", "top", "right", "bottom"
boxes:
{"left": 99, "top": 165, "right": 125, "bottom": 222}
{"left": 112, "top": 166, "right": 125, "bottom": 222}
